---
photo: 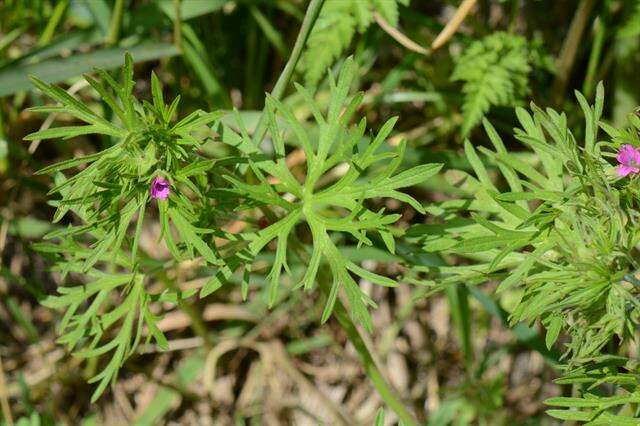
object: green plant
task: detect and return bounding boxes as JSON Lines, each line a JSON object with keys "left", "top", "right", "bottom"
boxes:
{"left": 26, "top": 53, "right": 221, "bottom": 401}
{"left": 618, "top": 0, "right": 640, "bottom": 39}
{"left": 451, "top": 32, "right": 535, "bottom": 136}
{"left": 410, "top": 84, "right": 640, "bottom": 422}
{"left": 221, "top": 58, "right": 440, "bottom": 329}
{"left": 27, "top": 48, "right": 432, "bottom": 422}
{"left": 300, "top": 0, "right": 408, "bottom": 85}
{"left": 13, "top": 0, "right": 640, "bottom": 423}
{"left": 544, "top": 355, "right": 640, "bottom": 423}
{"left": 26, "top": 54, "right": 222, "bottom": 272}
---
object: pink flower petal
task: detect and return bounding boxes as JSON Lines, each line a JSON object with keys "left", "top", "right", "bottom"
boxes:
{"left": 617, "top": 144, "right": 636, "bottom": 165}
{"left": 151, "top": 177, "right": 170, "bottom": 200}
{"left": 617, "top": 165, "right": 639, "bottom": 177}
{"left": 631, "top": 147, "right": 640, "bottom": 165}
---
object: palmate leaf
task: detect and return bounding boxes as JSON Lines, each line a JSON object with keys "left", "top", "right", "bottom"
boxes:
{"left": 223, "top": 58, "right": 442, "bottom": 331}
{"left": 42, "top": 272, "right": 167, "bottom": 402}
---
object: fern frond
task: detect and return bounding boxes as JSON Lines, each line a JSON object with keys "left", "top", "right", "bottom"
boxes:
{"left": 301, "top": 1, "right": 357, "bottom": 86}
{"left": 300, "top": 0, "right": 407, "bottom": 86}
{"left": 452, "top": 32, "right": 532, "bottom": 136}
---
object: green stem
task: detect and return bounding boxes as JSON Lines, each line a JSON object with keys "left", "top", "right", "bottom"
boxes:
{"left": 173, "top": 0, "right": 183, "bottom": 52}
{"left": 250, "top": 0, "right": 324, "bottom": 145}
{"left": 161, "top": 274, "right": 213, "bottom": 349}
{"left": 288, "top": 235, "right": 418, "bottom": 424}
{"left": 446, "top": 283, "right": 473, "bottom": 374}
{"left": 107, "top": 0, "right": 126, "bottom": 45}
{"left": 582, "top": 16, "right": 605, "bottom": 98}
{"left": 39, "top": 0, "right": 69, "bottom": 46}
{"left": 320, "top": 279, "right": 418, "bottom": 425}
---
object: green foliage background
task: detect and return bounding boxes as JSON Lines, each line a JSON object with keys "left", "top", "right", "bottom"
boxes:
{"left": 2, "top": 0, "right": 640, "bottom": 424}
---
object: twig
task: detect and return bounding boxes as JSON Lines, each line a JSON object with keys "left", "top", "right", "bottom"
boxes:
{"left": 156, "top": 303, "right": 258, "bottom": 332}
{"left": 0, "top": 217, "right": 9, "bottom": 256}
{"left": 140, "top": 337, "right": 204, "bottom": 353}
{"left": 0, "top": 355, "right": 12, "bottom": 426}
{"left": 374, "top": 12, "right": 428, "bottom": 55}
{"left": 552, "top": 0, "right": 598, "bottom": 103}
{"left": 431, "top": 0, "right": 478, "bottom": 51}
{"left": 203, "top": 339, "right": 244, "bottom": 399}
{"left": 266, "top": 340, "right": 354, "bottom": 425}
{"left": 389, "top": 124, "right": 429, "bottom": 146}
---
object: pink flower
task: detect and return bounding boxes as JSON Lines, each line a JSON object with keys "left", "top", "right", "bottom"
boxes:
{"left": 616, "top": 144, "right": 640, "bottom": 177}
{"left": 150, "top": 176, "right": 170, "bottom": 200}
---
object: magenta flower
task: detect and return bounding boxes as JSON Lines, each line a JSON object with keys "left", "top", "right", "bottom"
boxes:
{"left": 150, "top": 176, "right": 170, "bottom": 200}
{"left": 616, "top": 144, "right": 640, "bottom": 177}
